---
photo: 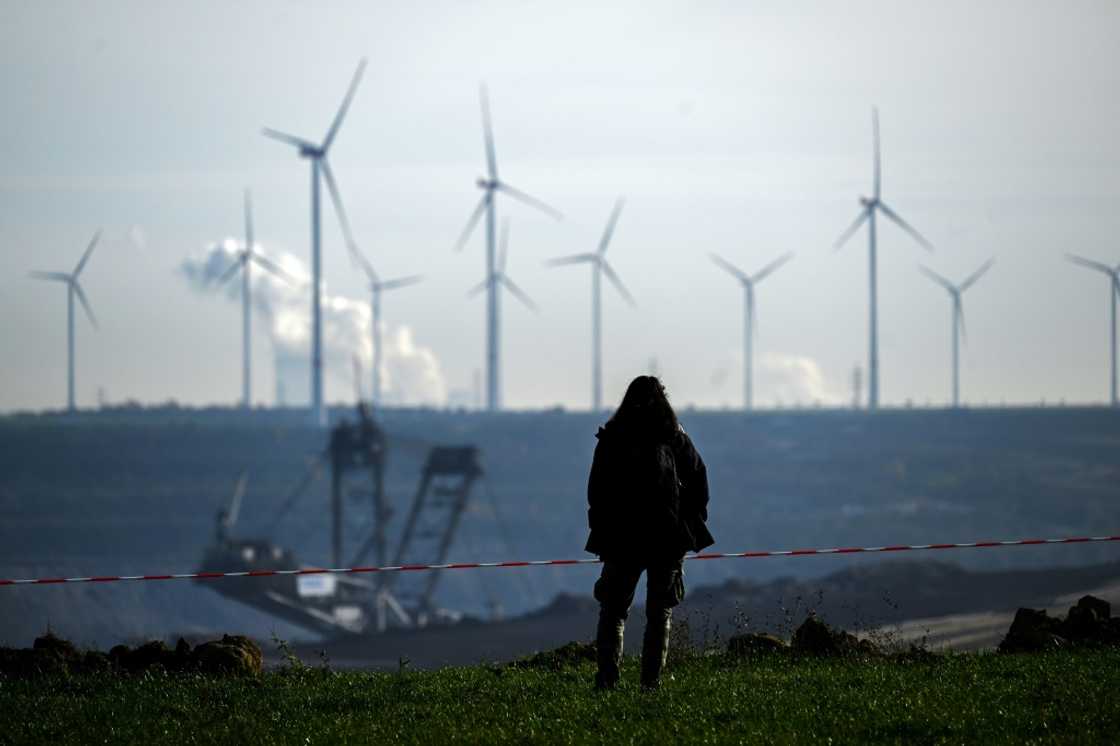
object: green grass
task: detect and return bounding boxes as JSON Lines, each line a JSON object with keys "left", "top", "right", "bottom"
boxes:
{"left": 2, "top": 650, "right": 1119, "bottom": 744}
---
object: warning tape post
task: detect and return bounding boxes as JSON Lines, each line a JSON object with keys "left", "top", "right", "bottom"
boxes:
{"left": 2, "top": 534, "right": 1117, "bottom": 588}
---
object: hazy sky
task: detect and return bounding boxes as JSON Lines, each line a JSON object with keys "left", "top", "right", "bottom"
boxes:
{"left": 2, "top": 0, "right": 1118, "bottom": 412}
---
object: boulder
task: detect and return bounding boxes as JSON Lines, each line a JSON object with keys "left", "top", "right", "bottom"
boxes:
{"left": 998, "top": 608, "right": 1067, "bottom": 653}
{"left": 33, "top": 632, "right": 80, "bottom": 664}
{"left": 190, "top": 635, "right": 263, "bottom": 676}
{"left": 1060, "top": 595, "right": 1120, "bottom": 645}
{"left": 120, "top": 640, "right": 175, "bottom": 672}
{"left": 1075, "top": 595, "right": 1110, "bottom": 620}
{"left": 791, "top": 615, "right": 878, "bottom": 656}
{"left": 727, "top": 633, "right": 788, "bottom": 657}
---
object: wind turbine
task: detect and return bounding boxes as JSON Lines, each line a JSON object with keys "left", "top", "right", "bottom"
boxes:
{"left": 350, "top": 244, "right": 422, "bottom": 410}
{"left": 216, "top": 189, "right": 294, "bottom": 410}
{"left": 454, "top": 84, "right": 562, "bottom": 412}
{"left": 262, "top": 58, "right": 366, "bottom": 427}
{"left": 918, "top": 258, "right": 995, "bottom": 408}
{"left": 710, "top": 252, "right": 795, "bottom": 411}
{"left": 29, "top": 230, "right": 101, "bottom": 413}
{"left": 546, "top": 198, "right": 634, "bottom": 412}
{"left": 1066, "top": 254, "right": 1120, "bottom": 406}
{"left": 835, "top": 108, "right": 934, "bottom": 410}
{"left": 468, "top": 219, "right": 539, "bottom": 396}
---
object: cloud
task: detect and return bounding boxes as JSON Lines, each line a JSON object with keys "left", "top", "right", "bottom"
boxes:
{"left": 178, "top": 241, "right": 446, "bottom": 406}
{"left": 758, "top": 352, "right": 843, "bottom": 406}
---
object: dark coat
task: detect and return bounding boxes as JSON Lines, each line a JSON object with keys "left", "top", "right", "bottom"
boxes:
{"left": 584, "top": 423, "right": 715, "bottom": 561}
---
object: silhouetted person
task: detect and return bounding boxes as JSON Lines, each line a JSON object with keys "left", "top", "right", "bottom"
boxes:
{"left": 586, "top": 375, "right": 714, "bottom": 690}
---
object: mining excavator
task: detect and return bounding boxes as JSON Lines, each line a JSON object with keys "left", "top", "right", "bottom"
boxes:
{"left": 196, "top": 405, "right": 483, "bottom": 636}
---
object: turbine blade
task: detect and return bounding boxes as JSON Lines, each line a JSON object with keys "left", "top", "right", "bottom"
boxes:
{"left": 217, "top": 256, "right": 245, "bottom": 286}
{"left": 380, "top": 274, "right": 424, "bottom": 292}
{"left": 72, "top": 282, "right": 98, "bottom": 328}
{"left": 709, "top": 253, "right": 748, "bottom": 282}
{"left": 501, "top": 276, "right": 539, "bottom": 312}
{"left": 834, "top": 209, "right": 869, "bottom": 250}
{"left": 261, "top": 127, "right": 315, "bottom": 150}
{"left": 1066, "top": 253, "right": 1114, "bottom": 275}
{"left": 872, "top": 107, "right": 881, "bottom": 200}
{"left": 918, "top": 264, "right": 955, "bottom": 293}
{"left": 349, "top": 242, "right": 378, "bottom": 284}
{"left": 545, "top": 253, "right": 596, "bottom": 267}
{"left": 322, "top": 58, "right": 367, "bottom": 151}
{"left": 250, "top": 252, "right": 297, "bottom": 285}
{"left": 496, "top": 182, "right": 563, "bottom": 221}
{"left": 498, "top": 218, "right": 510, "bottom": 273}
{"left": 28, "top": 271, "right": 71, "bottom": 283}
{"left": 74, "top": 229, "right": 101, "bottom": 276}
{"left": 877, "top": 201, "right": 934, "bottom": 251}
{"left": 320, "top": 158, "right": 356, "bottom": 251}
{"left": 454, "top": 195, "right": 489, "bottom": 252}
{"left": 466, "top": 278, "right": 490, "bottom": 298}
{"left": 751, "top": 252, "right": 795, "bottom": 284}
{"left": 600, "top": 260, "right": 635, "bottom": 306}
{"left": 480, "top": 83, "right": 498, "bottom": 180}
{"left": 597, "top": 198, "right": 625, "bottom": 255}
{"left": 959, "top": 257, "right": 995, "bottom": 292}
{"left": 244, "top": 189, "right": 254, "bottom": 252}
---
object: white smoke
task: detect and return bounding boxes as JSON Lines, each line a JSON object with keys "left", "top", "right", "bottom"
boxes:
{"left": 758, "top": 352, "right": 843, "bottom": 406}
{"left": 179, "top": 240, "right": 447, "bottom": 406}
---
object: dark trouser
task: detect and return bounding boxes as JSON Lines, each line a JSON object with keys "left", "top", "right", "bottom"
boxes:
{"left": 593, "top": 558, "right": 685, "bottom": 689}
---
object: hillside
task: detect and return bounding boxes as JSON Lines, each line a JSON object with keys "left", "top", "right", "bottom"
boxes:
{"left": 2, "top": 649, "right": 1119, "bottom": 744}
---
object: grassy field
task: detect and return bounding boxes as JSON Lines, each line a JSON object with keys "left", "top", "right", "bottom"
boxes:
{"left": 2, "top": 649, "right": 1119, "bottom": 744}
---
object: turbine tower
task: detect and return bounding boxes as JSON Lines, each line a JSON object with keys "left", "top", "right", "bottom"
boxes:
{"left": 546, "top": 198, "right": 634, "bottom": 412}
{"left": 835, "top": 108, "right": 934, "bottom": 410}
{"left": 454, "top": 84, "right": 561, "bottom": 412}
{"left": 350, "top": 244, "right": 422, "bottom": 410}
{"left": 1066, "top": 254, "right": 1120, "bottom": 406}
{"left": 29, "top": 230, "right": 101, "bottom": 413}
{"left": 918, "top": 258, "right": 994, "bottom": 408}
{"left": 467, "top": 219, "right": 539, "bottom": 399}
{"left": 262, "top": 58, "right": 366, "bottom": 427}
{"left": 216, "top": 189, "right": 293, "bottom": 410}
{"left": 710, "top": 251, "right": 795, "bottom": 411}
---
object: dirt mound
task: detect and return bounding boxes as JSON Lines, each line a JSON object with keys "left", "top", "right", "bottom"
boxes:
{"left": 726, "top": 632, "right": 788, "bottom": 657}
{"left": 999, "top": 595, "right": 1120, "bottom": 653}
{"left": 726, "top": 616, "right": 882, "bottom": 658}
{"left": 509, "top": 641, "right": 596, "bottom": 670}
{"left": 0, "top": 632, "right": 262, "bottom": 679}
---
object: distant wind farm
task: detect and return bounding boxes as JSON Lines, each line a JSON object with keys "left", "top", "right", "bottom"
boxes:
{"left": 17, "top": 66, "right": 1120, "bottom": 418}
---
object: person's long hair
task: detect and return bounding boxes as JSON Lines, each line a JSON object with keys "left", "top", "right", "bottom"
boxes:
{"left": 606, "top": 375, "right": 679, "bottom": 441}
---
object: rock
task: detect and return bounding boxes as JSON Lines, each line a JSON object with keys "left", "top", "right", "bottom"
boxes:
{"left": 108, "top": 644, "right": 131, "bottom": 667}
{"left": 121, "top": 640, "right": 175, "bottom": 673}
{"left": 999, "top": 608, "right": 1067, "bottom": 653}
{"left": 78, "top": 650, "right": 113, "bottom": 675}
{"left": 33, "top": 632, "right": 79, "bottom": 664}
{"left": 727, "top": 633, "right": 788, "bottom": 657}
{"left": 791, "top": 616, "right": 877, "bottom": 656}
{"left": 1075, "top": 595, "right": 1111, "bottom": 621}
{"left": 191, "top": 635, "right": 263, "bottom": 676}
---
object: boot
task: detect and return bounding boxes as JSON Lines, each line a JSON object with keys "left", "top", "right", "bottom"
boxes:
{"left": 640, "top": 608, "right": 672, "bottom": 690}
{"left": 595, "top": 611, "right": 625, "bottom": 690}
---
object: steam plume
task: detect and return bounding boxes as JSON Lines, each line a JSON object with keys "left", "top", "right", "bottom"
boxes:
{"left": 179, "top": 240, "right": 447, "bottom": 406}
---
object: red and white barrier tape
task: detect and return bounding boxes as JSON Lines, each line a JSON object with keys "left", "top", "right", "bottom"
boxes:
{"left": 2, "top": 534, "right": 1118, "bottom": 588}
